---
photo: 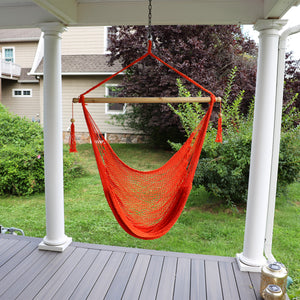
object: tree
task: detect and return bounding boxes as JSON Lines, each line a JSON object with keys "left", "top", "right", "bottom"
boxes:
{"left": 107, "top": 25, "right": 298, "bottom": 146}
{"left": 108, "top": 25, "right": 257, "bottom": 99}
{"left": 284, "top": 52, "right": 300, "bottom": 113}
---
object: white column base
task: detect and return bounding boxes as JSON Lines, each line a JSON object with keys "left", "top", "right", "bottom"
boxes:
{"left": 236, "top": 253, "right": 266, "bottom": 272}
{"left": 39, "top": 237, "right": 72, "bottom": 252}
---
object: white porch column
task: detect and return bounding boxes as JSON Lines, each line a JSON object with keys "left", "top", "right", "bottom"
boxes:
{"left": 38, "top": 22, "right": 72, "bottom": 252}
{"left": 237, "top": 19, "right": 287, "bottom": 271}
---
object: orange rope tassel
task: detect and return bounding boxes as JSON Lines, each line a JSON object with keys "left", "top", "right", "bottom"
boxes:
{"left": 215, "top": 114, "right": 223, "bottom": 143}
{"left": 69, "top": 103, "right": 77, "bottom": 153}
{"left": 69, "top": 121, "right": 77, "bottom": 152}
{"left": 215, "top": 101, "right": 223, "bottom": 143}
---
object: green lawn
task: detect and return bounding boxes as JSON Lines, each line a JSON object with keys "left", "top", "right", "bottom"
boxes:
{"left": 0, "top": 143, "right": 299, "bottom": 297}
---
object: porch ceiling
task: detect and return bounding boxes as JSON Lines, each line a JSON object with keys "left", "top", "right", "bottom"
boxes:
{"left": 0, "top": 0, "right": 299, "bottom": 29}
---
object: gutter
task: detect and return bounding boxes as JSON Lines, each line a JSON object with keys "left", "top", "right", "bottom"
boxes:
{"left": 29, "top": 72, "right": 124, "bottom": 76}
{"left": 264, "top": 24, "right": 300, "bottom": 263}
{"left": 0, "top": 37, "right": 40, "bottom": 43}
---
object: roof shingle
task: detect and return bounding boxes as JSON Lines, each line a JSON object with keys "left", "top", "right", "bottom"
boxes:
{"left": 19, "top": 68, "right": 39, "bottom": 82}
{"left": 35, "top": 55, "right": 122, "bottom": 74}
{"left": 0, "top": 28, "right": 41, "bottom": 42}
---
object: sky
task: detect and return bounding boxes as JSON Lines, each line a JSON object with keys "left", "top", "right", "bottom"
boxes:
{"left": 242, "top": 5, "right": 300, "bottom": 59}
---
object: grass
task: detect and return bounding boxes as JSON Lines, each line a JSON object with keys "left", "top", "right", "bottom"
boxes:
{"left": 0, "top": 143, "right": 299, "bottom": 297}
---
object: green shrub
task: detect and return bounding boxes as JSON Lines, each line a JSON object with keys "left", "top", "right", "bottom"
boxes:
{"left": 194, "top": 125, "right": 252, "bottom": 204}
{"left": 195, "top": 125, "right": 300, "bottom": 205}
{"left": 0, "top": 104, "right": 84, "bottom": 196}
{"left": 0, "top": 144, "right": 44, "bottom": 195}
{"left": 170, "top": 69, "right": 300, "bottom": 205}
{"left": 278, "top": 127, "right": 300, "bottom": 187}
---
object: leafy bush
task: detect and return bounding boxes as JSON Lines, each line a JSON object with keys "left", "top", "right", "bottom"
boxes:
{"left": 277, "top": 127, "right": 300, "bottom": 187}
{"left": 0, "top": 144, "right": 44, "bottom": 195}
{"left": 196, "top": 125, "right": 300, "bottom": 205}
{"left": 170, "top": 69, "right": 300, "bottom": 205}
{"left": 194, "top": 125, "right": 252, "bottom": 204}
{"left": 0, "top": 104, "right": 83, "bottom": 196}
{"left": 0, "top": 104, "right": 43, "bottom": 148}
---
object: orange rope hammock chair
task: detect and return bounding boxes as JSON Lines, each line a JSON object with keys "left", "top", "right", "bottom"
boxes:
{"left": 71, "top": 40, "right": 222, "bottom": 240}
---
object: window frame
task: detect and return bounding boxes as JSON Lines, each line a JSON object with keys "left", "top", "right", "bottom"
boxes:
{"left": 12, "top": 89, "right": 32, "bottom": 98}
{"left": 2, "top": 47, "right": 15, "bottom": 63}
{"left": 105, "top": 84, "right": 125, "bottom": 115}
{"left": 104, "top": 26, "right": 118, "bottom": 53}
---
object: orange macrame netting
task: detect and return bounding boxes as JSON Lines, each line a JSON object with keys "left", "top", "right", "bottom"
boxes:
{"left": 81, "top": 97, "right": 214, "bottom": 240}
{"left": 75, "top": 40, "right": 220, "bottom": 240}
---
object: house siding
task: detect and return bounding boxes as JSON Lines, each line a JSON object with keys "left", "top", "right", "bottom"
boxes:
{"left": 40, "top": 76, "right": 134, "bottom": 135}
{"left": 1, "top": 27, "right": 143, "bottom": 144}
{"left": 1, "top": 80, "right": 40, "bottom": 120}
{"left": 1, "top": 42, "right": 39, "bottom": 68}
{"left": 62, "top": 27, "right": 106, "bottom": 55}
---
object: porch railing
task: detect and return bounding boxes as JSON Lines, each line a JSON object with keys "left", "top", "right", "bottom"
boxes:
{"left": 0, "top": 56, "right": 21, "bottom": 78}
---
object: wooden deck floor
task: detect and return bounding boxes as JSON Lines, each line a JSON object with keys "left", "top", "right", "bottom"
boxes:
{"left": 0, "top": 234, "right": 263, "bottom": 300}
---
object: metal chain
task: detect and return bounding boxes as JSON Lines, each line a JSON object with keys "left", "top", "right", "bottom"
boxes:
{"left": 147, "top": 0, "right": 152, "bottom": 40}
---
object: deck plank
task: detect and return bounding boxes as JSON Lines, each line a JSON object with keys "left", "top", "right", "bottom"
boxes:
{"left": 69, "top": 250, "right": 112, "bottom": 300}
{"left": 122, "top": 254, "right": 151, "bottom": 300}
{"left": 16, "top": 246, "right": 75, "bottom": 300}
{"left": 205, "top": 260, "right": 223, "bottom": 300}
{"left": 0, "top": 246, "right": 47, "bottom": 295}
{"left": 191, "top": 259, "right": 206, "bottom": 300}
{"left": 0, "top": 241, "right": 36, "bottom": 282}
{"left": 249, "top": 272, "right": 263, "bottom": 300}
{"left": 0, "top": 235, "right": 264, "bottom": 300}
{"left": 0, "top": 239, "right": 30, "bottom": 270}
{"left": 156, "top": 256, "right": 177, "bottom": 300}
{"left": 0, "top": 238, "right": 18, "bottom": 258}
{"left": 104, "top": 252, "right": 138, "bottom": 300}
{"left": 0, "top": 250, "right": 57, "bottom": 299}
{"left": 173, "top": 257, "right": 191, "bottom": 300}
{"left": 87, "top": 251, "right": 125, "bottom": 299}
{"left": 34, "top": 247, "right": 88, "bottom": 300}
{"left": 219, "top": 261, "right": 240, "bottom": 300}
{"left": 232, "top": 261, "right": 257, "bottom": 300}
{"left": 53, "top": 248, "right": 100, "bottom": 300}
{"left": 139, "top": 255, "right": 164, "bottom": 300}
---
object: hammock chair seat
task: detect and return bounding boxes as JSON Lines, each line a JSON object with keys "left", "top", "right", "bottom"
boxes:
{"left": 72, "top": 40, "right": 221, "bottom": 240}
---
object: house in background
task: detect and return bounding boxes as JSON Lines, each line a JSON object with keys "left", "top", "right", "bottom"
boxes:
{"left": 0, "top": 26, "right": 143, "bottom": 144}
{"left": 0, "top": 28, "right": 40, "bottom": 120}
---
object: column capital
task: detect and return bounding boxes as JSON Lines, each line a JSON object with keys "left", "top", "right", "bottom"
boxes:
{"left": 254, "top": 19, "right": 287, "bottom": 33}
{"left": 39, "top": 22, "right": 66, "bottom": 36}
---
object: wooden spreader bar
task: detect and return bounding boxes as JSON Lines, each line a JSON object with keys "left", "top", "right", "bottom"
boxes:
{"left": 73, "top": 96, "right": 221, "bottom": 104}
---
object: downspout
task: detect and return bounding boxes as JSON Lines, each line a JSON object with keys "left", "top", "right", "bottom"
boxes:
{"left": 264, "top": 24, "right": 300, "bottom": 263}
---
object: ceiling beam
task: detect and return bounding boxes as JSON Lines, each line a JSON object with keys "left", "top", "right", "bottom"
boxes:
{"left": 264, "top": 0, "right": 299, "bottom": 18}
{"left": 33, "top": 0, "right": 78, "bottom": 24}
{"left": 0, "top": 3, "right": 58, "bottom": 28}
{"left": 77, "top": 1, "right": 263, "bottom": 26}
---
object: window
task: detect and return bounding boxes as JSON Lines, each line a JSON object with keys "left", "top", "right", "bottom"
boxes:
{"left": 105, "top": 85, "right": 125, "bottom": 114}
{"left": 23, "top": 90, "right": 31, "bottom": 96}
{"left": 104, "top": 26, "right": 118, "bottom": 52}
{"left": 2, "top": 47, "right": 15, "bottom": 63}
{"left": 12, "top": 89, "right": 32, "bottom": 97}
